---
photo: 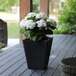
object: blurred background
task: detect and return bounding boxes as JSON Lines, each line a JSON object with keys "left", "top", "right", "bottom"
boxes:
{"left": 0, "top": 0, "right": 66, "bottom": 38}
{"left": 0, "top": 0, "right": 76, "bottom": 48}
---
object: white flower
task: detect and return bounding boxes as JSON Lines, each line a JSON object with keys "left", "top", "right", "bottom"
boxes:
{"left": 20, "top": 19, "right": 36, "bottom": 29}
{"left": 25, "top": 12, "right": 36, "bottom": 19}
{"left": 46, "top": 18, "right": 52, "bottom": 23}
{"left": 25, "top": 20, "right": 36, "bottom": 29}
{"left": 36, "top": 12, "right": 47, "bottom": 19}
{"left": 24, "top": 16, "right": 28, "bottom": 20}
{"left": 50, "top": 19, "right": 57, "bottom": 27}
{"left": 20, "top": 19, "right": 26, "bottom": 29}
{"left": 36, "top": 19, "right": 47, "bottom": 27}
{"left": 47, "top": 18, "right": 57, "bottom": 27}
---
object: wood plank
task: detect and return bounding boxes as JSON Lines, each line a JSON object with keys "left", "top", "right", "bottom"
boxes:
{"left": 48, "top": 35, "right": 62, "bottom": 46}
{"left": 20, "top": 69, "right": 35, "bottom": 76}
{"left": 0, "top": 35, "right": 76, "bottom": 76}
{"left": 0, "top": 49, "right": 23, "bottom": 67}
{"left": 48, "top": 35, "right": 62, "bottom": 54}
{"left": 73, "top": 47, "right": 76, "bottom": 57}
{"left": 40, "top": 0, "right": 49, "bottom": 16}
{"left": 49, "top": 36, "right": 69, "bottom": 65}
{"left": 9, "top": 63, "right": 27, "bottom": 76}
{"left": 48, "top": 36, "right": 70, "bottom": 65}
{"left": 1, "top": 58, "right": 26, "bottom": 76}
{"left": 53, "top": 66, "right": 62, "bottom": 76}
{"left": 53, "top": 37, "right": 76, "bottom": 76}
{"left": 41, "top": 36, "right": 75, "bottom": 76}
{"left": 48, "top": 35, "right": 71, "bottom": 65}
{"left": 0, "top": 45, "right": 20, "bottom": 57}
{"left": 51, "top": 35, "right": 68, "bottom": 54}
{"left": 65, "top": 37, "right": 76, "bottom": 58}
{"left": 0, "top": 47, "right": 24, "bottom": 62}
{"left": 73, "top": 50, "right": 76, "bottom": 57}
{"left": 73, "top": 36, "right": 76, "bottom": 57}
{"left": 0, "top": 53, "right": 25, "bottom": 74}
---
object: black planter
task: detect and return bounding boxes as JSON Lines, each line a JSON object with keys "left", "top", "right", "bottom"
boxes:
{"left": 23, "top": 37, "right": 53, "bottom": 70}
{"left": 0, "top": 19, "right": 7, "bottom": 48}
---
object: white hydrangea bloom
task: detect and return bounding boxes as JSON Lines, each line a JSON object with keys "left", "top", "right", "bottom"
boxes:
{"left": 26, "top": 12, "right": 36, "bottom": 18}
{"left": 20, "top": 19, "right": 36, "bottom": 29}
{"left": 46, "top": 18, "right": 52, "bottom": 23}
{"left": 50, "top": 19, "right": 57, "bottom": 27}
{"left": 36, "top": 19, "right": 47, "bottom": 27}
{"left": 20, "top": 19, "right": 26, "bottom": 29}
{"left": 24, "top": 16, "right": 28, "bottom": 20}
{"left": 36, "top": 12, "right": 47, "bottom": 19}
{"left": 47, "top": 18, "right": 57, "bottom": 27}
{"left": 25, "top": 20, "right": 36, "bottom": 29}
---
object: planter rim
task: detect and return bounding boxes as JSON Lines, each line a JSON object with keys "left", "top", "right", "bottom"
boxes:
{"left": 23, "top": 37, "right": 53, "bottom": 42}
{"left": 61, "top": 57, "right": 76, "bottom": 68}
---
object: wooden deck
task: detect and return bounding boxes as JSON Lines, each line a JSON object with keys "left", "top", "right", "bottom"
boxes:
{"left": 0, "top": 35, "right": 76, "bottom": 76}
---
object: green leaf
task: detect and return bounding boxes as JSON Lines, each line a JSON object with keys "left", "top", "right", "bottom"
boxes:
{"left": 38, "top": 36, "right": 43, "bottom": 41}
{"left": 0, "top": 42, "right": 2, "bottom": 49}
{"left": 25, "top": 30, "right": 30, "bottom": 35}
{"left": 20, "top": 29, "right": 25, "bottom": 34}
{"left": 0, "top": 49, "right": 3, "bottom": 53}
{"left": 25, "top": 34, "right": 28, "bottom": 38}
{"left": 0, "top": 42, "right": 3, "bottom": 53}
{"left": 27, "top": 16, "right": 36, "bottom": 22}
{"left": 31, "top": 35, "right": 37, "bottom": 41}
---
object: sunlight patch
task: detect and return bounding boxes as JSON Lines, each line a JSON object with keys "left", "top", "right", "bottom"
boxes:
{"left": 50, "top": 55, "right": 56, "bottom": 59}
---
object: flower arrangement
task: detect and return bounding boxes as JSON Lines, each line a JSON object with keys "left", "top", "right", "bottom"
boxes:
{"left": 20, "top": 12, "right": 56, "bottom": 41}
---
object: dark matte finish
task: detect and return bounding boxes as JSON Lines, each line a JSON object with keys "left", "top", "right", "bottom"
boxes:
{"left": 0, "top": 35, "right": 76, "bottom": 76}
{"left": 0, "top": 19, "right": 7, "bottom": 47}
{"left": 23, "top": 38, "right": 53, "bottom": 70}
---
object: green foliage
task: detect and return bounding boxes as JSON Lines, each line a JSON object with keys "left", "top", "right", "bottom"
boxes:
{"left": 0, "top": 0, "right": 18, "bottom": 12}
{"left": 0, "top": 49, "right": 2, "bottom": 53}
{"left": 0, "top": 42, "right": 3, "bottom": 53}
{"left": 23, "top": 24, "right": 54, "bottom": 41}
{"left": 32, "top": 0, "right": 40, "bottom": 13}
{"left": 8, "top": 24, "right": 19, "bottom": 38}
{"left": 24, "top": 28, "right": 50, "bottom": 41}
{"left": 54, "top": 24, "right": 76, "bottom": 34}
{"left": 33, "top": 0, "right": 40, "bottom": 5}
{"left": 20, "top": 29, "right": 25, "bottom": 34}
{"left": 0, "top": 42, "right": 2, "bottom": 48}
{"left": 32, "top": 5, "right": 39, "bottom": 13}
{"left": 57, "top": 0, "right": 76, "bottom": 34}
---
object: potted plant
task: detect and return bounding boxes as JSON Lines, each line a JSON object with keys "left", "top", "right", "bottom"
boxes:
{"left": 20, "top": 12, "right": 56, "bottom": 70}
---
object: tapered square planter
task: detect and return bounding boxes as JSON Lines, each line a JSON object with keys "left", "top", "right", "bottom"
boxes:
{"left": 23, "top": 37, "right": 53, "bottom": 70}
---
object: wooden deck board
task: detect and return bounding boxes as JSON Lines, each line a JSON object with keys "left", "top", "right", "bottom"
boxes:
{"left": 0, "top": 45, "right": 19, "bottom": 57}
{"left": 0, "top": 53, "right": 25, "bottom": 73}
{"left": 0, "top": 35, "right": 76, "bottom": 76}
{"left": 41, "top": 36, "right": 74, "bottom": 76}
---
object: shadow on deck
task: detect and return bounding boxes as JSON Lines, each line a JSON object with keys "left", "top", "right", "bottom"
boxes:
{"left": 0, "top": 34, "right": 76, "bottom": 76}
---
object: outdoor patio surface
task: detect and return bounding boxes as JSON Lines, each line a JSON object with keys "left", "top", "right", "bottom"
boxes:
{"left": 0, "top": 34, "right": 76, "bottom": 76}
